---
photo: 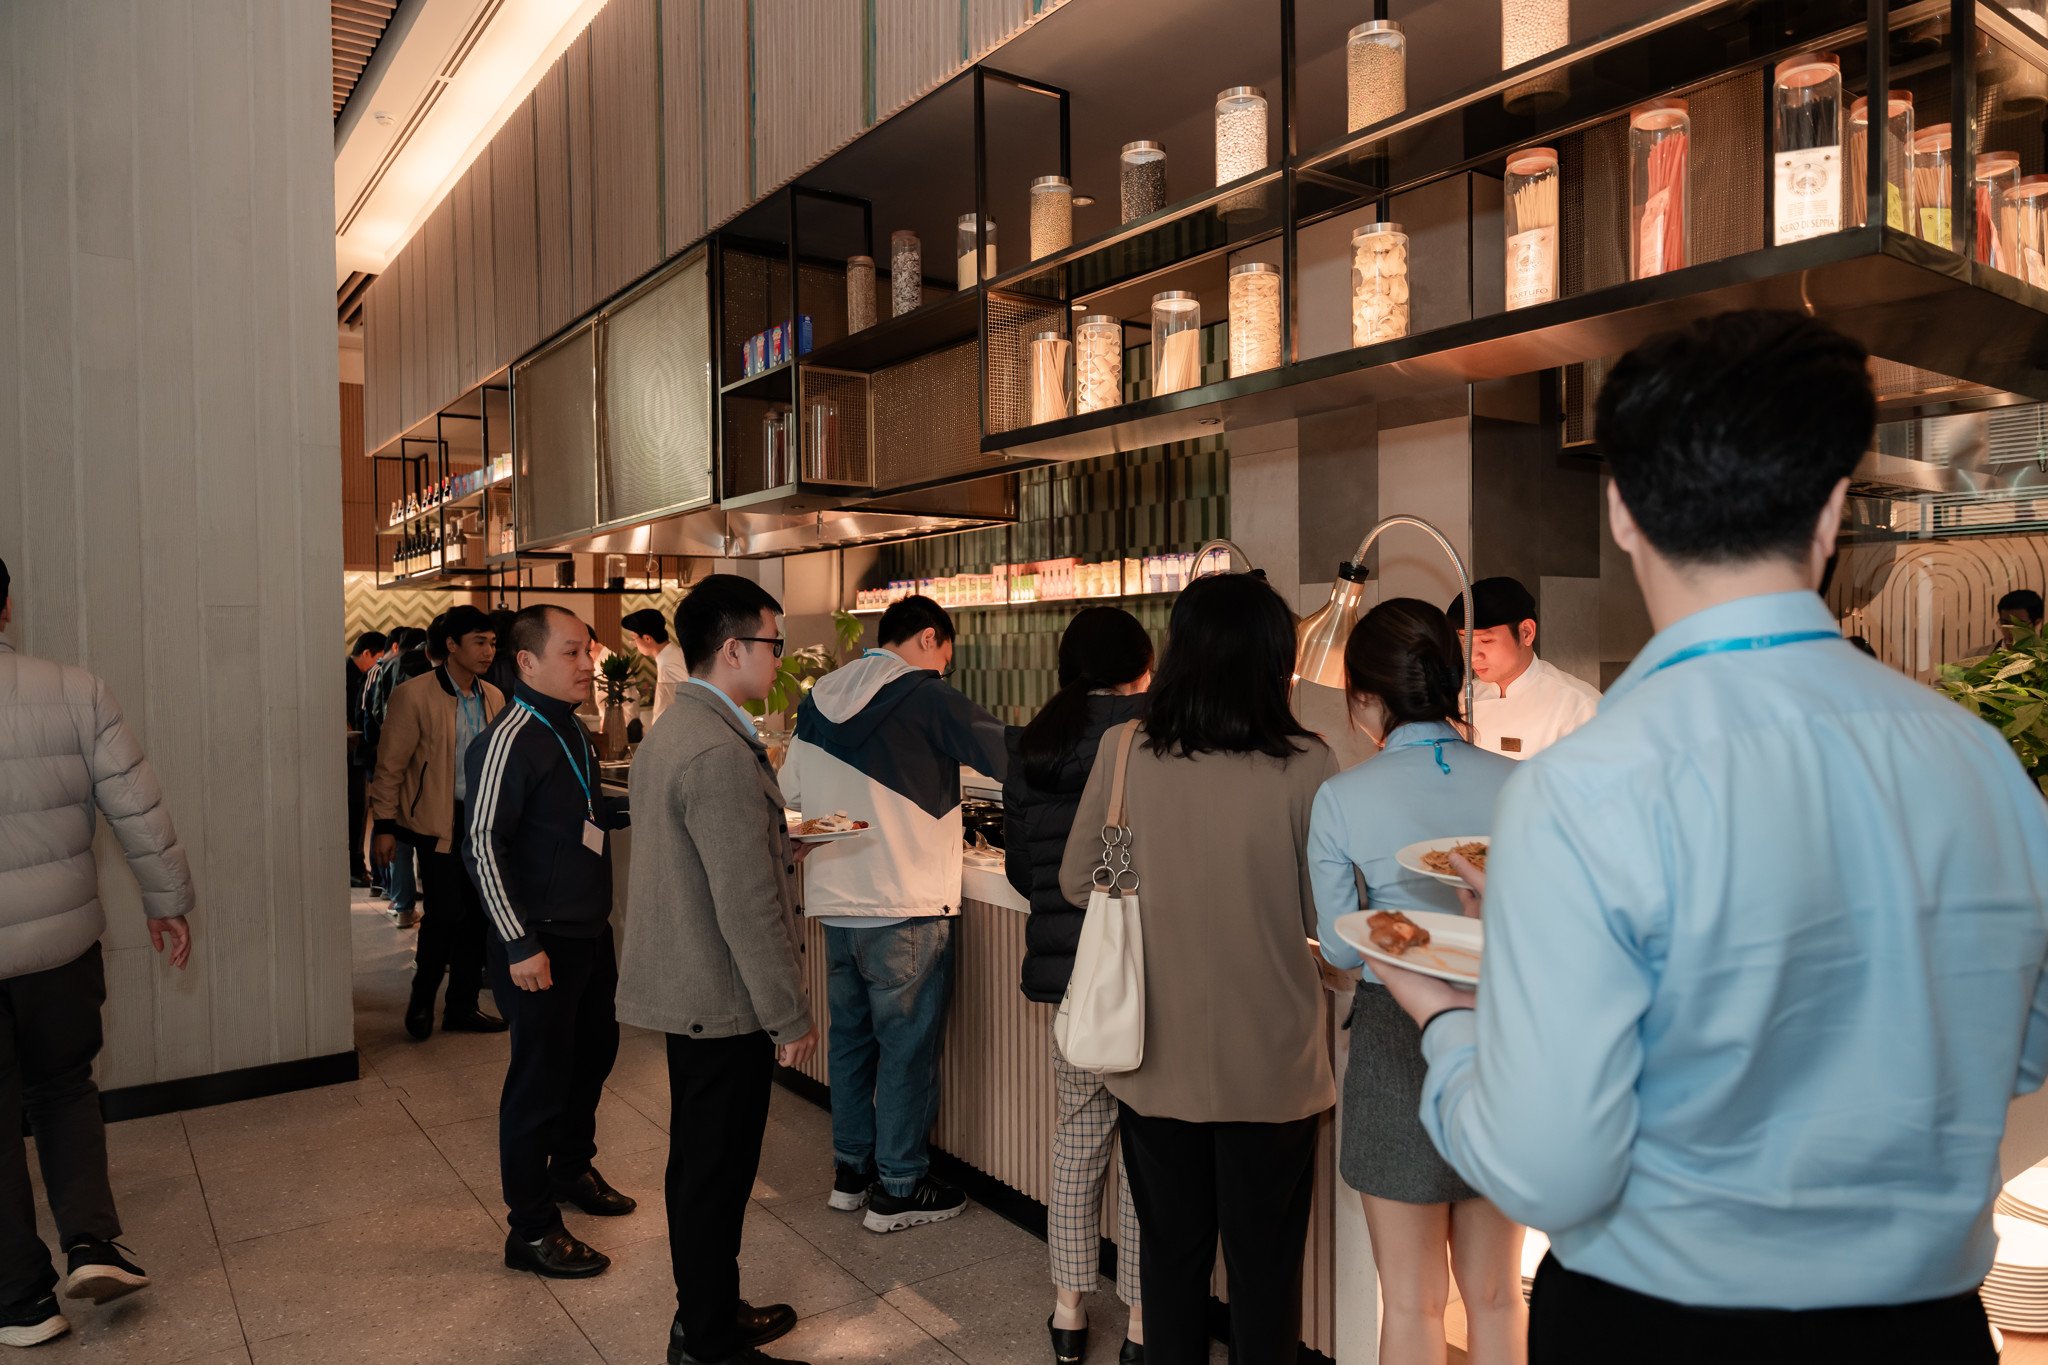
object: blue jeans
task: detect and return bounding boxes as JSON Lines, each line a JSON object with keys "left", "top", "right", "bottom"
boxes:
{"left": 386, "top": 843, "right": 418, "bottom": 912}
{"left": 824, "top": 917, "right": 956, "bottom": 1197}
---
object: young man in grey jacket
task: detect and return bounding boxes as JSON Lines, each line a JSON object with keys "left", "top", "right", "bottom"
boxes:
{"left": 616, "top": 575, "right": 816, "bottom": 1365}
{"left": 0, "top": 557, "right": 194, "bottom": 1347}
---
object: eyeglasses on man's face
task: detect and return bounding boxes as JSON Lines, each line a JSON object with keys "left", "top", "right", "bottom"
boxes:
{"left": 735, "top": 637, "right": 786, "bottom": 659}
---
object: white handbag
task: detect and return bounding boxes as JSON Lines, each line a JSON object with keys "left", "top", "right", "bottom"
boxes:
{"left": 1053, "top": 723, "right": 1145, "bottom": 1074}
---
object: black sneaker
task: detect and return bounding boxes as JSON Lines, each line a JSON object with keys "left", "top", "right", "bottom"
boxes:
{"left": 862, "top": 1176, "right": 966, "bottom": 1233}
{"left": 0, "top": 1294, "right": 67, "bottom": 1348}
{"left": 826, "top": 1161, "right": 874, "bottom": 1212}
{"left": 61, "top": 1240, "right": 148, "bottom": 1305}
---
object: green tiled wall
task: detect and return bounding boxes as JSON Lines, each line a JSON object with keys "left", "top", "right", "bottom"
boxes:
{"left": 877, "top": 324, "right": 1233, "bottom": 725}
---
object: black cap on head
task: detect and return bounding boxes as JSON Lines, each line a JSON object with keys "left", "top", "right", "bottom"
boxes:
{"left": 1445, "top": 577, "right": 1537, "bottom": 632}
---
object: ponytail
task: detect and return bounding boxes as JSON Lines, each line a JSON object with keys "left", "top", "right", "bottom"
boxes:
{"left": 1017, "top": 606, "right": 1154, "bottom": 787}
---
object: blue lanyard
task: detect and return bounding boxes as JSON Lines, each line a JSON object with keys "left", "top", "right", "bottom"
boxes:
{"left": 514, "top": 698, "right": 594, "bottom": 821}
{"left": 1392, "top": 734, "right": 1458, "bottom": 775}
{"left": 1644, "top": 630, "right": 1839, "bottom": 680}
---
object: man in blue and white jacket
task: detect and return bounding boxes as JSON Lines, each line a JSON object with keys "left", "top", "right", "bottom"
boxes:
{"left": 779, "top": 595, "right": 1007, "bottom": 1233}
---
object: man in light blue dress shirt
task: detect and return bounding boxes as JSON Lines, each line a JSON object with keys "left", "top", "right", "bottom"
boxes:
{"left": 1379, "top": 311, "right": 2048, "bottom": 1363}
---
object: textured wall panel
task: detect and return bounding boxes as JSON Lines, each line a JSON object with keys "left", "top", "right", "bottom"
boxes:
{"left": 590, "top": 0, "right": 663, "bottom": 301}
{"left": 491, "top": 97, "right": 541, "bottom": 369}
{"left": 753, "top": 1, "right": 865, "bottom": 195}
{"left": 661, "top": 0, "right": 707, "bottom": 253}
{"left": 514, "top": 325, "right": 600, "bottom": 546}
{"left": 451, "top": 171, "right": 477, "bottom": 389}
{"left": 467, "top": 150, "right": 498, "bottom": 384}
{"left": 875, "top": 0, "right": 960, "bottom": 118}
{"left": 600, "top": 249, "right": 715, "bottom": 521}
{"left": 423, "top": 196, "right": 457, "bottom": 412}
{"left": 1829, "top": 534, "right": 2048, "bottom": 678}
{"left": 565, "top": 29, "right": 598, "bottom": 318}
{"left": 534, "top": 60, "right": 575, "bottom": 337}
{"left": 967, "top": 0, "right": 1035, "bottom": 60}
{"left": 701, "top": 0, "right": 752, "bottom": 227}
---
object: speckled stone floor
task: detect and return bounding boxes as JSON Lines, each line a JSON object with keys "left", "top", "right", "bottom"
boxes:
{"left": 17, "top": 891, "right": 1223, "bottom": 1364}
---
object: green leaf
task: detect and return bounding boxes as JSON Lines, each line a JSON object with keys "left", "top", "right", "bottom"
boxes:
{"left": 2005, "top": 703, "right": 2044, "bottom": 740}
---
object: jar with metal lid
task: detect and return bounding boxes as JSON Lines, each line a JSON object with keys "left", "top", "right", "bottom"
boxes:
{"left": 1228, "top": 261, "right": 1282, "bottom": 376}
{"left": 2004, "top": 0, "right": 2048, "bottom": 114}
{"left": 1030, "top": 176, "right": 1073, "bottom": 259}
{"left": 1347, "top": 21, "right": 1406, "bottom": 132}
{"left": 1075, "top": 314, "right": 1123, "bottom": 413}
{"left": 1028, "top": 330, "right": 1073, "bottom": 425}
{"left": 956, "top": 214, "right": 996, "bottom": 289}
{"left": 1503, "top": 146, "right": 1560, "bottom": 309}
{"left": 890, "top": 230, "right": 921, "bottom": 317}
{"left": 1912, "top": 124, "right": 1954, "bottom": 249}
{"left": 1772, "top": 52, "right": 1843, "bottom": 245}
{"left": 1847, "top": 91, "right": 1913, "bottom": 230}
{"left": 1215, "top": 86, "right": 1268, "bottom": 219}
{"left": 846, "top": 255, "right": 876, "bottom": 334}
{"left": 1151, "top": 291, "right": 1202, "bottom": 396}
{"left": 1977, "top": 151, "right": 2023, "bottom": 273}
{"left": 1628, "top": 98, "right": 1690, "bottom": 279}
{"left": 1121, "top": 141, "right": 1167, "bottom": 222}
{"left": 2011, "top": 174, "right": 2048, "bottom": 287}
{"left": 1351, "top": 221, "right": 1410, "bottom": 344}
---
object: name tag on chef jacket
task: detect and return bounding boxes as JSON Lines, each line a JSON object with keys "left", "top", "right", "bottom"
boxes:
{"left": 582, "top": 821, "right": 605, "bottom": 855}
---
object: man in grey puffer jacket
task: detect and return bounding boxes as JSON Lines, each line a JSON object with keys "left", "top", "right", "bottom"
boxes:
{"left": 0, "top": 557, "right": 195, "bottom": 1348}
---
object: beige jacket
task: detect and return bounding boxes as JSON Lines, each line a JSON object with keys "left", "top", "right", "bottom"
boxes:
{"left": 0, "top": 640, "right": 195, "bottom": 978}
{"left": 1061, "top": 721, "right": 1338, "bottom": 1124}
{"left": 368, "top": 667, "right": 505, "bottom": 853}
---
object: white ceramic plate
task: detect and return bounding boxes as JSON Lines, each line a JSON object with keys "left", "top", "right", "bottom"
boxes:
{"left": 789, "top": 824, "right": 870, "bottom": 843}
{"left": 1996, "top": 1214, "right": 2048, "bottom": 1269}
{"left": 1333, "top": 909, "right": 1483, "bottom": 987}
{"left": 1394, "top": 837, "right": 1490, "bottom": 888}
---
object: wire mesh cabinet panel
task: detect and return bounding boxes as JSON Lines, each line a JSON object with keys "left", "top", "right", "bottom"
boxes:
{"left": 794, "top": 366, "right": 873, "bottom": 487}
{"left": 513, "top": 324, "right": 599, "bottom": 549}
{"left": 600, "top": 247, "right": 715, "bottom": 524}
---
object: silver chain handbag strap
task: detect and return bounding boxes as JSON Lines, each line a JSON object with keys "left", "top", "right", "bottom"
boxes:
{"left": 1091, "top": 723, "right": 1140, "bottom": 894}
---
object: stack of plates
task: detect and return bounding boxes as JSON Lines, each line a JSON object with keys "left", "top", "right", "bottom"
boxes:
{"left": 1983, "top": 1212, "right": 2048, "bottom": 1332}
{"left": 1519, "top": 1230, "right": 1550, "bottom": 1304}
{"left": 1999, "top": 1165, "right": 2048, "bottom": 1225}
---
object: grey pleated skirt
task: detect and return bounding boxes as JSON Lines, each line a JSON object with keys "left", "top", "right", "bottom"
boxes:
{"left": 1339, "top": 982, "right": 1479, "bottom": 1205}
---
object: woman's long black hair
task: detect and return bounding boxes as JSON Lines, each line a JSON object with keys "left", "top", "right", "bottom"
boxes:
{"left": 1144, "top": 573, "right": 1315, "bottom": 759}
{"left": 1017, "top": 606, "right": 1154, "bottom": 787}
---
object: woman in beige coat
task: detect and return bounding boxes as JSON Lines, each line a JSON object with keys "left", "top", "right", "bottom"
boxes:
{"left": 1060, "top": 573, "right": 1336, "bottom": 1365}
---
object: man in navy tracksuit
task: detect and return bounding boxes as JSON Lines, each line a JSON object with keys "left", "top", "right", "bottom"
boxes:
{"left": 463, "top": 605, "right": 636, "bottom": 1279}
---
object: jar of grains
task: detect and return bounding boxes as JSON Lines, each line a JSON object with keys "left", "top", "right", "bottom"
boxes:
{"left": 1121, "top": 141, "right": 1167, "bottom": 222}
{"left": 1350, "top": 222, "right": 1410, "bottom": 345}
{"left": 1075, "top": 314, "right": 1124, "bottom": 413}
{"left": 1030, "top": 176, "right": 1074, "bottom": 259}
{"left": 846, "top": 255, "right": 876, "bottom": 334}
{"left": 890, "top": 230, "right": 921, "bottom": 317}
{"left": 1227, "top": 261, "right": 1282, "bottom": 375}
{"left": 1346, "top": 21, "right": 1406, "bottom": 132}
{"left": 1215, "top": 86, "right": 1269, "bottom": 218}
{"left": 956, "top": 214, "right": 997, "bottom": 289}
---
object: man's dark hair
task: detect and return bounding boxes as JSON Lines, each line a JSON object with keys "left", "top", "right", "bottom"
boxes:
{"left": 352, "top": 630, "right": 389, "bottom": 657}
{"left": 878, "top": 595, "right": 955, "bottom": 649}
{"left": 1145, "top": 573, "right": 1315, "bottom": 759}
{"left": 1999, "top": 589, "right": 2044, "bottom": 625}
{"left": 0, "top": 555, "right": 9, "bottom": 607}
{"left": 678, "top": 574, "right": 783, "bottom": 673}
{"left": 393, "top": 626, "right": 429, "bottom": 652}
{"left": 507, "top": 604, "right": 576, "bottom": 666}
{"left": 620, "top": 608, "right": 670, "bottom": 645}
{"left": 1596, "top": 310, "right": 1874, "bottom": 565}
{"left": 429, "top": 605, "right": 494, "bottom": 657}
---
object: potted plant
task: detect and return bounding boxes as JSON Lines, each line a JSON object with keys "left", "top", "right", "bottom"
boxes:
{"left": 597, "top": 652, "right": 637, "bottom": 760}
{"left": 1938, "top": 622, "right": 2048, "bottom": 796}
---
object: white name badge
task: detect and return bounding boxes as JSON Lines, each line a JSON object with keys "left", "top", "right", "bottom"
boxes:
{"left": 582, "top": 821, "right": 605, "bottom": 855}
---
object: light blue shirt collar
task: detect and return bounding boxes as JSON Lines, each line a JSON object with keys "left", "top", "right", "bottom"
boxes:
{"left": 1383, "top": 719, "right": 1463, "bottom": 748}
{"left": 1604, "top": 590, "right": 1838, "bottom": 706}
{"left": 687, "top": 676, "right": 759, "bottom": 736}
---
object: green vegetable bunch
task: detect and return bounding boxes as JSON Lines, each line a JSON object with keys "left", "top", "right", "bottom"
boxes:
{"left": 1938, "top": 622, "right": 2048, "bottom": 796}
{"left": 746, "top": 609, "right": 866, "bottom": 721}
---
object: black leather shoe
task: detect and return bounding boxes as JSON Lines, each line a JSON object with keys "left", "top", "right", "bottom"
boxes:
{"left": 1119, "top": 1339, "right": 1144, "bottom": 1363}
{"left": 403, "top": 989, "right": 435, "bottom": 1041}
{"left": 442, "top": 1007, "right": 507, "bottom": 1033}
{"left": 550, "top": 1167, "right": 637, "bottom": 1216}
{"left": 736, "top": 1300, "right": 796, "bottom": 1347}
{"left": 1048, "top": 1315, "right": 1087, "bottom": 1365}
{"left": 503, "top": 1229, "right": 609, "bottom": 1278}
{"left": 667, "top": 1325, "right": 810, "bottom": 1365}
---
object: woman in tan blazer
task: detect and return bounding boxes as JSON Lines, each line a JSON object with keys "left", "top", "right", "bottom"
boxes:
{"left": 1060, "top": 573, "right": 1337, "bottom": 1365}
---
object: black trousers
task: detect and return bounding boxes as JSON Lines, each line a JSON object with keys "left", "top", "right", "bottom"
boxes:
{"left": 417, "top": 827, "right": 487, "bottom": 1015}
{"left": 0, "top": 945, "right": 120, "bottom": 1306}
{"left": 665, "top": 1030, "right": 775, "bottom": 1361}
{"left": 1117, "top": 1103, "right": 1319, "bottom": 1365}
{"left": 1529, "top": 1254, "right": 1997, "bottom": 1365}
{"left": 486, "top": 930, "right": 620, "bottom": 1240}
{"left": 346, "top": 765, "right": 369, "bottom": 878}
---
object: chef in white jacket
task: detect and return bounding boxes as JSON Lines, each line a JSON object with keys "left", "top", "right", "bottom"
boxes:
{"left": 1446, "top": 577, "right": 1600, "bottom": 759}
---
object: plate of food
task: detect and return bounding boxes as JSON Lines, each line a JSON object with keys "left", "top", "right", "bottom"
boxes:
{"left": 789, "top": 811, "right": 871, "bottom": 842}
{"left": 1395, "top": 837, "right": 1489, "bottom": 888}
{"left": 1333, "top": 909, "right": 1482, "bottom": 987}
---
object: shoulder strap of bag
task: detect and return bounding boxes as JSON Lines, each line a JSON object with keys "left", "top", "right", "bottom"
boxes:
{"left": 1105, "top": 721, "right": 1140, "bottom": 830}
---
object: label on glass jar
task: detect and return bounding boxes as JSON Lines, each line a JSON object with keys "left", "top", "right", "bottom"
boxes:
{"left": 1886, "top": 183, "right": 1903, "bottom": 232}
{"left": 1505, "top": 227, "right": 1556, "bottom": 310}
{"left": 1773, "top": 146, "right": 1841, "bottom": 244}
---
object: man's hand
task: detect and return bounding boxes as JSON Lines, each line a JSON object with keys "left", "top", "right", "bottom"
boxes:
{"left": 509, "top": 950, "right": 552, "bottom": 991}
{"left": 372, "top": 832, "right": 397, "bottom": 871}
{"left": 148, "top": 916, "right": 192, "bottom": 971}
{"left": 790, "top": 839, "right": 819, "bottom": 867}
{"left": 1377, "top": 959, "right": 1474, "bottom": 1028}
{"left": 776, "top": 1024, "right": 818, "bottom": 1070}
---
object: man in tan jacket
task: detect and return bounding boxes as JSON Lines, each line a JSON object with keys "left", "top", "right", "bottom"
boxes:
{"left": 369, "top": 605, "right": 507, "bottom": 1040}
{"left": 0, "top": 557, "right": 194, "bottom": 1346}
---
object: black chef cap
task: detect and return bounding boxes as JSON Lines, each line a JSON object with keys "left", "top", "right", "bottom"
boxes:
{"left": 1445, "top": 577, "right": 1537, "bottom": 631}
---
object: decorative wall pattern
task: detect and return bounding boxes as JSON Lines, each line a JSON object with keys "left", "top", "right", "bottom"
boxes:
{"left": 1829, "top": 534, "right": 2048, "bottom": 678}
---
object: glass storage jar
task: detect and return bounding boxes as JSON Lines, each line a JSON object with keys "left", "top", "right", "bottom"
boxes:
{"left": 1028, "top": 331, "right": 1073, "bottom": 425}
{"left": 1977, "top": 151, "right": 2024, "bottom": 273}
{"left": 1501, "top": 0, "right": 1570, "bottom": 111}
{"left": 1347, "top": 21, "right": 1406, "bottom": 132}
{"left": 956, "top": 214, "right": 996, "bottom": 288}
{"left": 1847, "top": 91, "right": 1914, "bottom": 230}
{"left": 1030, "top": 176, "right": 1074, "bottom": 259}
{"left": 2012, "top": 174, "right": 2048, "bottom": 288}
{"left": 1227, "top": 261, "right": 1282, "bottom": 376}
{"left": 1151, "top": 291, "right": 1202, "bottom": 396}
{"left": 1912, "top": 124, "right": 1954, "bottom": 249}
{"left": 1120, "top": 141, "right": 1167, "bottom": 222}
{"left": 1350, "top": 221, "right": 1410, "bottom": 345}
{"left": 1215, "top": 86, "right": 1269, "bottom": 218}
{"left": 1628, "top": 98, "right": 1690, "bottom": 279}
{"left": 804, "top": 398, "right": 840, "bottom": 482}
{"left": 890, "top": 230, "right": 921, "bottom": 317}
{"left": 1504, "top": 146, "right": 1561, "bottom": 310}
{"left": 846, "top": 255, "right": 876, "bottom": 334}
{"left": 1075, "top": 314, "right": 1123, "bottom": 413}
{"left": 2004, "top": 0, "right": 2048, "bottom": 114}
{"left": 1772, "top": 52, "right": 1843, "bottom": 245}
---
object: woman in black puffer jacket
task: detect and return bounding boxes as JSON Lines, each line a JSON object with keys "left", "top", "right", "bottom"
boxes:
{"left": 1002, "top": 606, "right": 1152, "bottom": 1365}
